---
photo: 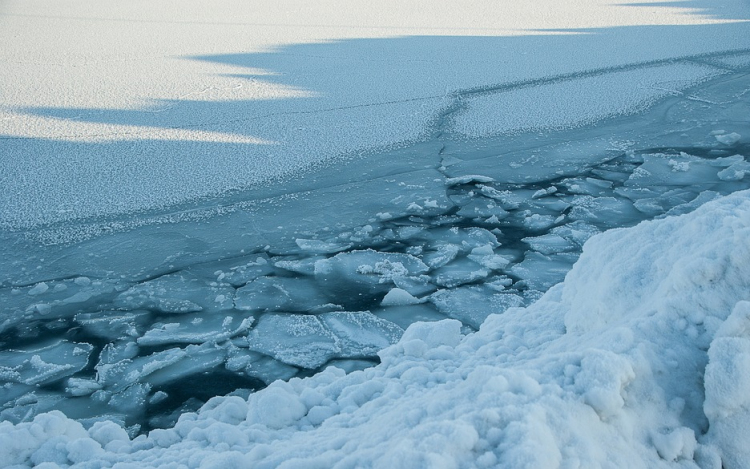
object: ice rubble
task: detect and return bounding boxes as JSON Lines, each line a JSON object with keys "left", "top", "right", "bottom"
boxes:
{"left": 1, "top": 137, "right": 749, "bottom": 443}
{"left": 2, "top": 184, "right": 750, "bottom": 468}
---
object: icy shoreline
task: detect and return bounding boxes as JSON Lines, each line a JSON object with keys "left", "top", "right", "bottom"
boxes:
{"left": 1, "top": 134, "right": 748, "bottom": 434}
{"left": 1, "top": 61, "right": 749, "bottom": 441}
{"left": 3, "top": 186, "right": 750, "bottom": 468}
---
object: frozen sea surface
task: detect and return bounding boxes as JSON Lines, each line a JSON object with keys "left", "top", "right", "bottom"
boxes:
{"left": 2, "top": 1, "right": 750, "bottom": 467}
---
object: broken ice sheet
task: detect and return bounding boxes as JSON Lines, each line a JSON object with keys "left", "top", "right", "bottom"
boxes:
{"left": 137, "top": 313, "right": 254, "bottom": 346}
{"left": 510, "top": 251, "right": 579, "bottom": 291}
{"left": 246, "top": 314, "right": 339, "bottom": 369}
{"left": 467, "top": 244, "right": 513, "bottom": 270}
{"left": 319, "top": 311, "right": 403, "bottom": 357}
{"left": 115, "top": 272, "right": 234, "bottom": 314}
{"left": 226, "top": 346, "right": 299, "bottom": 384}
{"left": 566, "top": 196, "right": 641, "bottom": 228}
{"left": 235, "top": 276, "right": 334, "bottom": 313}
{"left": 430, "top": 286, "right": 524, "bottom": 330}
{"left": 420, "top": 227, "right": 500, "bottom": 253}
{"left": 522, "top": 234, "right": 577, "bottom": 255}
{"left": 0, "top": 277, "right": 124, "bottom": 335}
{"left": 246, "top": 312, "right": 402, "bottom": 369}
{"left": 294, "top": 238, "right": 352, "bottom": 255}
{"left": 187, "top": 254, "right": 274, "bottom": 288}
{"left": 455, "top": 199, "right": 510, "bottom": 219}
{"left": 314, "top": 250, "right": 429, "bottom": 307}
{"left": 75, "top": 310, "right": 151, "bottom": 341}
{"left": 623, "top": 153, "right": 719, "bottom": 188}
{"left": 0, "top": 340, "right": 93, "bottom": 387}
{"left": 560, "top": 177, "right": 613, "bottom": 196}
{"left": 421, "top": 243, "right": 461, "bottom": 269}
{"left": 432, "top": 258, "right": 491, "bottom": 288}
{"left": 373, "top": 304, "right": 449, "bottom": 330}
{"left": 96, "top": 343, "right": 228, "bottom": 397}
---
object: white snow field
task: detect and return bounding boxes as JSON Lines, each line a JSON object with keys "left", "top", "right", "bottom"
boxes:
{"left": 2, "top": 0, "right": 750, "bottom": 467}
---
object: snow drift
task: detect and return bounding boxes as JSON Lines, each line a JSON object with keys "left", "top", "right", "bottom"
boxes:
{"left": 3, "top": 189, "right": 749, "bottom": 468}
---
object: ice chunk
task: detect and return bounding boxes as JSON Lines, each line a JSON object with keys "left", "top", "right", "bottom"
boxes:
{"left": 391, "top": 275, "right": 436, "bottom": 297}
{"left": 432, "top": 258, "right": 491, "bottom": 288}
{"left": 477, "top": 186, "right": 523, "bottom": 209}
{"left": 246, "top": 314, "right": 339, "bottom": 369}
{"left": 522, "top": 234, "right": 576, "bottom": 255}
{"left": 246, "top": 312, "right": 401, "bottom": 369}
{"left": 551, "top": 221, "right": 612, "bottom": 247}
{"left": 295, "top": 238, "right": 352, "bottom": 254}
{"left": 225, "top": 347, "right": 298, "bottom": 384}
{"left": 66, "top": 378, "right": 102, "bottom": 397}
{"left": 521, "top": 213, "right": 557, "bottom": 232}
{"left": 456, "top": 199, "right": 510, "bottom": 219}
{"left": 0, "top": 278, "right": 123, "bottom": 335}
{"left": 115, "top": 273, "right": 234, "bottom": 314}
{"left": 561, "top": 177, "right": 613, "bottom": 196}
{"left": 421, "top": 227, "right": 500, "bottom": 253}
{"left": 187, "top": 254, "right": 274, "bottom": 288}
{"left": 510, "top": 251, "right": 578, "bottom": 291}
{"left": 324, "top": 359, "right": 377, "bottom": 374}
{"left": 314, "top": 250, "right": 428, "bottom": 306}
{"left": 381, "top": 288, "right": 423, "bottom": 306}
{"left": 445, "top": 175, "right": 495, "bottom": 186}
{"left": 421, "top": 243, "right": 461, "bottom": 269}
{"left": 714, "top": 132, "right": 741, "bottom": 145}
{"left": 320, "top": 311, "right": 403, "bottom": 356}
{"left": 373, "top": 304, "right": 449, "bottom": 330}
{"left": 624, "top": 153, "right": 718, "bottom": 188}
{"left": 467, "top": 244, "right": 512, "bottom": 270}
{"left": 567, "top": 196, "right": 641, "bottom": 228}
{"left": 396, "top": 318, "right": 463, "bottom": 350}
{"left": 137, "top": 313, "right": 254, "bottom": 346}
{"left": 716, "top": 157, "right": 750, "bottom": 181}
{"left": 27, "top": 282, "right": 49, "bottom": 296}
{"left": 531, "top": 186, "right": 558, "bottom": 199}
{"left": 0, "top": 340, "right": 93, "bottom": 387}
{"left": 235, "top": 276, "right": 332, "bottom": 313}
{"left": 430, "top": 286, "right": 524, "bottom": 329}
{"left": 75, "top": 310, "right": 151, "bottom": 341}
{"left": 632, "top": 188, "right": 698, "bottom": 216}
{"left": 274, "top": 256, "right": 325, "bottom": 276}
{"left": 97, "top": 343, "right": 228, "bottom": 395}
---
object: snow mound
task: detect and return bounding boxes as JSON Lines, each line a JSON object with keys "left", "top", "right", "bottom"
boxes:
{"left": 2, "top": 190, "right": 750, "bottom": 467}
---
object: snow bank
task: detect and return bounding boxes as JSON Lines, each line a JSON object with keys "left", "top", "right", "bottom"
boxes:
{"left": 3, "top": 189, "right": 749, "bottom": 467}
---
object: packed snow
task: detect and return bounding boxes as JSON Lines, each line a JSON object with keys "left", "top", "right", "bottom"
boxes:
{"left": 1, "top": 0, "right": 750, "bottom": 467}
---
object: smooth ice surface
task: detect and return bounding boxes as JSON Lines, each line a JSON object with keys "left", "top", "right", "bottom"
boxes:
{"left": 3, "top": 188, "right": 750, "bottom": 468}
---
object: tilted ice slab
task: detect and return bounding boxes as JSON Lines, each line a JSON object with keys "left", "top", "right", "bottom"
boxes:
{"left": 3, "top": 186, "right": 750, "bottom": 468}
